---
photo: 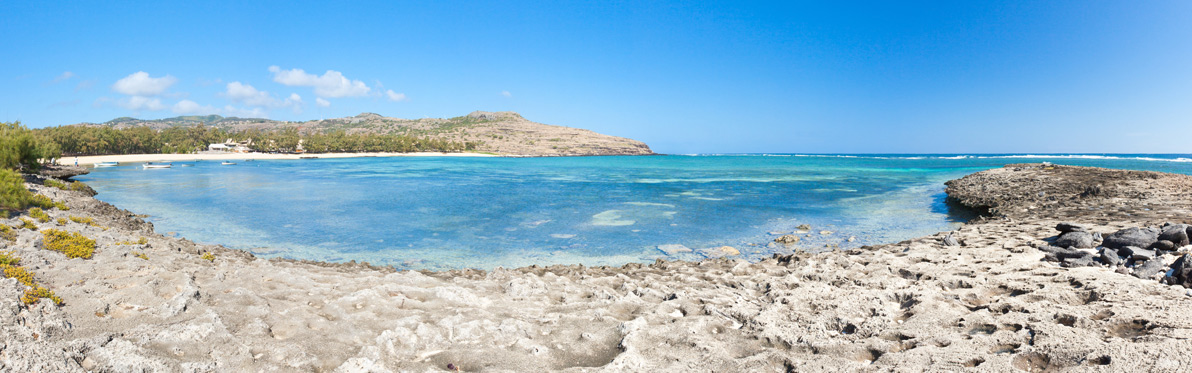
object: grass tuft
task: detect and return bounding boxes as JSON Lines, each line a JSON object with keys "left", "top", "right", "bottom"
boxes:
{"left": 18, "top": 218, "right": 37, "bottom": 230}
{"left": 28, "top": 208, "right": 50, "bottom": 223}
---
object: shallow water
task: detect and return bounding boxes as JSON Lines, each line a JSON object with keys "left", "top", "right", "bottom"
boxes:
{"left": 77, "top": 154, "right": 1192, "bottom": 270}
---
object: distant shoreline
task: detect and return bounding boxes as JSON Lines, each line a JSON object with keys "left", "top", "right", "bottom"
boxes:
{"left": 53, "top": 151, "right": 499, "bottom": 165}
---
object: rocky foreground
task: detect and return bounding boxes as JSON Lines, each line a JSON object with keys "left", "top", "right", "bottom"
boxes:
{"left": 4, "top": 164, "right": 1192, "bottom": 371}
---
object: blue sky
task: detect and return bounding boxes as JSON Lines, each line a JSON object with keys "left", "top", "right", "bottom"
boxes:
{"left": 2, "top": 1, "right": 1190, "bottom": 154}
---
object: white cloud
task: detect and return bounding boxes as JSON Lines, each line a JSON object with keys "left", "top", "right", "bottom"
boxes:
{"left": 112, "top": 71, "right": 177, "bottom": 96}
{"left": 222, "top": 82, "right": 304, "bottom": 113}
{"left": 172, "top": 99, "right": 216, "bottom": 115}
{"left": 385, "top": 90, "right": 407, "bottom": 102}
{"left": 118, "top": 96, "right": 166, "bottom": 111}
{"left": 51, "top": 71, "right": 75, "bottom": 84}
{"left": 315, "top": 98, "right": 331, "bottom": 107}
{"left": 501, "top": 90, "right": 512, "bottom": 98}
{"left": 268, "top": 65, "right": 371, "bottom": 98}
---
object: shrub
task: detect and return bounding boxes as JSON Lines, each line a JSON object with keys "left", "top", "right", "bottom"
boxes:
{"left": 18, "top": 218, "right": 36, "bottom": 230}
{"left": 1, "top": 264, "right": 35, "bottom": 287}
{"left": 54, "top": 201, "right": 69, "bottom": 210}
{"left": 68, "top": 216, "right": 100, "bottom": 227}
{"left": 132, "top": 251, "right": 148, "bottom": 260}
{"left": 69, "top": 181, "right": 91, "bottom": 193}
{"left": 28, "top": 207, "right": 49, "bottom": 223}
{"left": 0, "top": 225, "right": 14, "bottom": 241}
{"left": 0, "top": 251, "right": 18, "bottom": 266}
{"left": 201, "top": 252, "right": 215, "bottom": 262}
{"left": 21, "top": 286, "right": 62, "bottom": 306}
{"left": 41, "top": 229, "right": 96, "bottom": 259}
{"left": 116, "top": 237, "right": 148, "bottom": 246}
{"left": 56, "top": 217, "right": 66, "bottom": 225}
{"left": 43, "top": 179, "right": 66, "bottom": 189}
{"left": 29, "top": 194, "right": 54, "bottom": 210}
{"left": 0, "top": 169, "right": 33, "bottom": 213}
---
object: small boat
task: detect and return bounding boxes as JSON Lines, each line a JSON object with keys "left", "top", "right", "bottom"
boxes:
{"left": 143, "top": 162, "right": 171, "bottom": 169}
{"left": 94, "top": 162, "right": 118, "bottom": 167}
{"left": 221, "top": 161, "right": 237, "bottom": 165}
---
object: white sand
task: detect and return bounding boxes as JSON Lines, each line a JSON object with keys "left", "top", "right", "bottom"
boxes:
{"left": 55, "top": 151, "right": 498, "bottom": 166}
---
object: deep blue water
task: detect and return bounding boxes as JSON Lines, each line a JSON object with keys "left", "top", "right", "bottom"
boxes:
{"left": 76, "top": 154, "right": 1192, "bottom": 270}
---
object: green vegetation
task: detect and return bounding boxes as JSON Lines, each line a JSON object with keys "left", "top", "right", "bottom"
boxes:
{"left": 0, "top": 122, "right": 59, "bottom": 171}
{"left": 35, "top": 124, "right": 478, "bottom": 154}
{"left": 0, "top": 169, "right": 34, "bottom": 214}
{"left": 44, "top": 178, "right": 90, "bottom": 195}
{"left": 131, "top": 251, "right": 148, "bottom": 260}
{"left": 56, "top": 217, "right": 66, "bottom": 225}
{"left": 0, "top": 225, "right": 15, "bottom": 241}
{"left": 0, "top": 251, "right": 19, "bottom": 266}
{"left": 201, "top": 252, "right": 215, "bottom": 262}
{"left": 29, "top": 194, "right": 55, "bottom": 210}
{"left": 116, "top": 237, "right": 148, "bottom": 245}
{"left": 28, "top": 208, "right": 49, "bottom": 223}
{"left": 68, "top": 215, "right": 100, "bottom": 227}
{"left": 41, "top": 229, "right": 96, "bottom": 259}
{"left": 22, "top": 286, "right": 62, "bottom": 306}
{"left": 18, "top": 218, "right": 36, "bottom": 230}
{"left": 0, "top": 251, "right": 63, "bottom": 306}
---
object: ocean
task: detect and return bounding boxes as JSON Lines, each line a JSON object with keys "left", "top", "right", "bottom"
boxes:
{"left": 76, "top": 154, "right": 1192, "bottom": 270}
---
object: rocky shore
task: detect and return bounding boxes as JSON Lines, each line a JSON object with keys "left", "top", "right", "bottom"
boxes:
{"left": 4, "top": 163, "right": 1192, "bottom": 371}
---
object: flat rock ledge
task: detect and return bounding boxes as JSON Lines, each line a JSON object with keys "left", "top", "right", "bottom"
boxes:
{"left": 3, "top": 164, "right": 1192, "bottom": 371}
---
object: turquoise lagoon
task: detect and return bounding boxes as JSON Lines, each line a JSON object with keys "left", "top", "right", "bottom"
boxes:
{"left": 76, "top": 154, "right": 1192, "bottom": 270}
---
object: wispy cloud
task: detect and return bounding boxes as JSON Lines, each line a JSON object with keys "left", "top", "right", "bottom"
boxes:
{"left": 385, "top": 90, "right": 407, "bottom": 102}
{"left": 501, "top": 90, "right": 512, "bottom": 98}
{"left": 268, "top": 66, "right": 370, "bottom": 98}
{"left": 74, "top": 79, "right": 96, "bottom": 92}
{"left": 118, "top": 96, "right": 166, "bottom": 111}
{"left": 50, "top": 71, "right": 75, "bottom": 84}
{"left": 315, "top": 97, "right": 331, "bottom": 107}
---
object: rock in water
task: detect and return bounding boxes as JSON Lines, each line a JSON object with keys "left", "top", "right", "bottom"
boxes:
{"left": 1055, "top": 231, "right": 1095, "bottom": 249}
{"left": 699, "top": 246, "right": 740, "bottom": 258}
{"left": 774, "top": 235, "right": 800, "bottom": 245}
{"left": 1102, "top": 227, "right": 1160, "bottom": 250}
{"left": 1133, "top": 258, "right": 1167, "bottom": 279}
{"left": 657, "top": 244, "right": 692, "bottom": 256}
{"left": 1055, "top": 222, "right": 1088, "bottom": 233}
{"left": 1159, "top": 224, "right": 1191, "bottom": 247}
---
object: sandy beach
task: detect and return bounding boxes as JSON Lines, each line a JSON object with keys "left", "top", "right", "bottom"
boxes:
{"left": 3, "top": 163, "right": 1192, "bottom": 371}
{"left": 54, "top": 151, "right": 498, "bottom": 166}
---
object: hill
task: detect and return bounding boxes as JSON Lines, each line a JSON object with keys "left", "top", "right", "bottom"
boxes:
{"left": 75, "top": 111, "right": 654, "bottom": 156}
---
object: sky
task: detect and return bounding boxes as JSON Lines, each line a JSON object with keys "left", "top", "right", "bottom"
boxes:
{"left": 2, "top": 1, "right": 1190, "bottom": 154}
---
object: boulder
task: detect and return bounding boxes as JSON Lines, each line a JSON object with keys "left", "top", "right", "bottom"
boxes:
{"left": 1159, "top": 224, "right": 1191, "bottom": 247}
{"left": 1133, "top": 258, "right": 1167, "bottom": 280}
{"left": 1055, "top": 231, "right": 1094, "bottom": 249}
{"left": 1061, "top": 254, "right": 1097, "bottom": 268}
{"left": 1055, "top": 222, "right": 1088, "bottom": 233}
{"left": 1168, "top": 254, "right": 1192, "bottom": 287}
{"left": 1038, "top": 245, "right": 1087, "bottom": 260}
{"left": 1099, "top": 247, "right": 1123, "bottom": 267}
{"left": 1153, "top": 240, "right": 1176, "bottom": 252}
{"left": 774, "top": 235, "right": 800, "bottom": 245}
{"left": 1102, "top": 227, "right": 1160, "bottom": 250}
{"left": 1120, "top": 246, "right": 1156, "bottom": 263}
{"left": 942, "top": 233, "right": 960, "bottom": 247}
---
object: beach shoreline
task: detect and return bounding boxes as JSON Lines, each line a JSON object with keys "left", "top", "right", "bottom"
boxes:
{"left": 54, "top": 151, "right": 499, "bottom": 166}
{"left": 3, "top": 163, "right": 1192, "bottom": 371}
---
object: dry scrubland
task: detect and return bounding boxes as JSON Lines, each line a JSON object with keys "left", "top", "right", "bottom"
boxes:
{"left": 3, "top": 164, "right": 1192, "bottom": 371}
